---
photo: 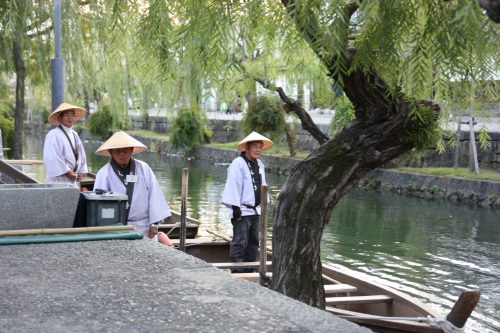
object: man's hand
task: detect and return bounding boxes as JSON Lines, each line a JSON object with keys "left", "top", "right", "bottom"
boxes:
{"left": 76, "top": 173, "right": 86, "bottom": 182}
{"left": 147, "top": 224, "right": 158, "bottom": 239}
{"left": 65, "top": 170, "right": 77, "bottom": 181}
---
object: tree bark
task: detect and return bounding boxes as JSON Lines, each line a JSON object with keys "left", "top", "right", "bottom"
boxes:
{"left": 13, "top": 35, "right": 25, "bottom": 160}
{"left": 271, "top": 86, "right": 438, "bottom": 306}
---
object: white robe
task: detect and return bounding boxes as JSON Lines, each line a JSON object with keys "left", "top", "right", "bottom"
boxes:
{"left": 221, "top": 156, "right": 267, "bottom": 216}
{"left": 94, "top": 159, "right": 171, "bottom": 232}
{"left": 43, "top": 126, "right": 88, "bottom": 185}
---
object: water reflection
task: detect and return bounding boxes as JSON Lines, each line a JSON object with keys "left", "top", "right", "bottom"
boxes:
{"left": 21, "top": 135, "right": 500, "bottom": 333}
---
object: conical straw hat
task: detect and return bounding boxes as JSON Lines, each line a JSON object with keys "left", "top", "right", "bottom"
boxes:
{"left": 48, "top": 102, "right": 86, "bottom": 125}
{"left": 237, "top": 131, "right": 273, "bottom": 151}
{"left": 95, "top": 131, "right": 147, "bottom": 156}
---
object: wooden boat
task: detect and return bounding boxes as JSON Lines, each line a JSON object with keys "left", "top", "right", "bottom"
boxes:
{"left": 174, "top": 231, "right": 477, "bottom": 333}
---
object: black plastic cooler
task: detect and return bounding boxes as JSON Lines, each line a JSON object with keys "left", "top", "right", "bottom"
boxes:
{"left": 83, "top": 191, "right": 128, "bottom": 226}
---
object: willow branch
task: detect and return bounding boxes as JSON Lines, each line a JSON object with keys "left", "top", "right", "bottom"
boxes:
{"left": 254, "top": 77, "right": 329, "bottom": 145}
{"left": 281, "top": 0, "right": 330, "bottom": 68}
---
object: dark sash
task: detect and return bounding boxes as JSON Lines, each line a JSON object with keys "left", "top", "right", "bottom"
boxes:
{"left": 58, "top": 125, "right": 79, "bottom": 172}
{"left": 110, "top": 158, "right": 136, "bottom": 221}
{"left": 240, "top": 153, "right": 261, "bottom": 209}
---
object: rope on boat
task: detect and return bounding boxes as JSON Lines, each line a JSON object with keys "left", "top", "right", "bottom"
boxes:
{"left": 336, "top": 315, "right": 464, "bottom": 333}
{"left": 165, "top": 222, "right": 180, "bottom": 237}
{"left": 438, "top": 317, "right": 465, "bottom": 333}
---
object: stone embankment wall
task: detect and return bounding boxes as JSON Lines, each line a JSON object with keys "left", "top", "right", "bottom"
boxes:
{"left": 360, "top": 169, "right": 500, "bottom": 208}
{"left": 395, "top": 131, "right": 500, "bottom": 171}
{"left": 129, "top": 133, "right": 500, "bottom": 209}
{"left": 131, "top": 116, "right": 500, "bottom": 171}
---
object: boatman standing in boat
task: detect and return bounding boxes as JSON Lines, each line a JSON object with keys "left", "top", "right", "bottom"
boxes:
{"left": 43, "top": 102, "right": 88, "bottom": 186}
{"left": 221, "top": 131, "right": 273, "bottom": 272}
{"left": 93, "top": 131, "right": 173, "bottom": 246}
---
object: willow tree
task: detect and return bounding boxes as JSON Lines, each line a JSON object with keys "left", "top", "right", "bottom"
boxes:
{"left": 0, "top": 1, "right": 55, "bottom": 158}
{"left": 134, "top": 0, "right": 499, "bottom": 307}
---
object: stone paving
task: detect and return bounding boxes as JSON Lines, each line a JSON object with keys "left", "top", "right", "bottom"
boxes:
{"left": 0, "top": 239, "right": 371, "bottom": 333}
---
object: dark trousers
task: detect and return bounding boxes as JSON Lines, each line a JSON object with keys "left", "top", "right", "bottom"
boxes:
{"left": 230, "top": 214, "right": 259, "bottom": 273}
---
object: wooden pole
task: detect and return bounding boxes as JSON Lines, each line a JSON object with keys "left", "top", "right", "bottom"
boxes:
{"left": 446, "top": 290, "right": 481, "bottom": 329}
{"left": 0, "top": 225, "right": 133, "bottom": 236}
{"left": 453, "top": 116, "right": 461, "bottom": 168}
{"left": 179, "top": 168, "right": 189, "bottom": 252}
{"left": 4, "top": 159, "right": 44, "bottom": 165}
{"left": 259, "top": 185, "right": 268, "bottom": 286}
{"left": 0, "top": 128, "right": 3, "bottom": 159}
{"left": 469, "top": 117, "right": 480, "bottom": 174}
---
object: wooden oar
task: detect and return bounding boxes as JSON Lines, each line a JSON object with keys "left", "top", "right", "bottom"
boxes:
{"left": 0, "top": 225, "right": 133, "bottom": 236}
{"left": 206, "top": 228, "right": 273, "bottom": 255}
{"left": 206, "top": 229, "right": 231, "bottom": 242}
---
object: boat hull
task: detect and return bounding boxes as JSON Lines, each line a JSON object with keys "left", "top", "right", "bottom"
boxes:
{"left": 178, "top": 237, "right": 443, "bottom": 333}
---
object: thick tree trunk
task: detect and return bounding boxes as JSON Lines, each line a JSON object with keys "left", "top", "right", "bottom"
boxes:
{"left": 13, "top": 35, "right": 25, "bottom": 160}
{"left": 271, "top": 66, "right": 439, "bottom": 308}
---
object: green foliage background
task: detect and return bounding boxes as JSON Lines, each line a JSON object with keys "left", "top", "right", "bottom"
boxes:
{"left": 242, "top": 95, "right": 285, "bottom": 143}
{"left": 0, "top": 115, "right": 14, "bottom": 159}
{"left": 170, "top": 107, "right": 210, "bottom": 150}
{"left": 87, "top": 101, "right": 130, "bottom": 138}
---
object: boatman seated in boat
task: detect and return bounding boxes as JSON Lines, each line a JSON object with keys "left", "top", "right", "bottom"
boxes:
{"left": 93, "top": 131, "right": 174, "bottom": 247}
{"left": 43, "top": 102, "right": 88, "bottom": 186}
{"left": 221, "top": 131, "right": 273, "bottom": 273}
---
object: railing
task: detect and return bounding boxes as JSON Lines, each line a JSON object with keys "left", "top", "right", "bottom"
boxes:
{"left": 0, "top": 160, "right": 39, "bottom": 184}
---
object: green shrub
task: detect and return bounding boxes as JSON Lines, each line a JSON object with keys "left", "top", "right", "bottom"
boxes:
{"left": 0, "top": 115, "right": 14, "bottom": 159}
{"left": 170, "top": 107, "right": 210, "bottom": 150}
{"left": 242, "top": 95, "right": 285, "bottom": 142}
{"left": 87, "top": 105, "right": 113, "bottom": 136}
{"left": 87, "top": 102, "right": 129, "bottom": 137}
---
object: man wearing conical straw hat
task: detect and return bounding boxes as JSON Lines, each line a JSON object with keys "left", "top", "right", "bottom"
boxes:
{"left": 94, "top": 131, "right": 173, "bottom": 244}
{"left": 221, "top": 131, "right": 273, "bottom": 272}
{"left": 43, "top": 102, "right": 88, "bottom": 185}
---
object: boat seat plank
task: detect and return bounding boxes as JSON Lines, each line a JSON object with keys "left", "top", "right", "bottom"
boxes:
{"left": 326, "top": 295, "right": 393, "bottom": 305}
{"left": 326, "top": 307, "right": 381, "bottom": 318}
{"left": 212, "top": 261, "right": 272, "bottom": 269}
{"left": 325, "top": 307, "right": 443, "bottom": 333}
{"left": 322, "top": 274, "right": 341, "bottom": 284}
{"left": 231, "top": 272, "right": 272, "bottom": 282}
{"left": 324, "top": 284, "right": 357, "bottom": 294}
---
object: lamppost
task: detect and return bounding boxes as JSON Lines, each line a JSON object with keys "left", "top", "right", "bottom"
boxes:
{"left": 51, "top": 0, "right": 64, "bottom": 111}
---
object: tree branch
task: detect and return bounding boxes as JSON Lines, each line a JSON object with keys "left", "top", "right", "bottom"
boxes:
{"left": 477, "top": 0, "right": 500, "bottom": 23}
{"left": 254, "top": 77, "right": 329, "bottom": 145}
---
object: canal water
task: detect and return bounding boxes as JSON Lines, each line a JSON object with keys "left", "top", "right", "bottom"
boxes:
{"left": 22, "top": 135, "right": 500, "bottom": 332}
